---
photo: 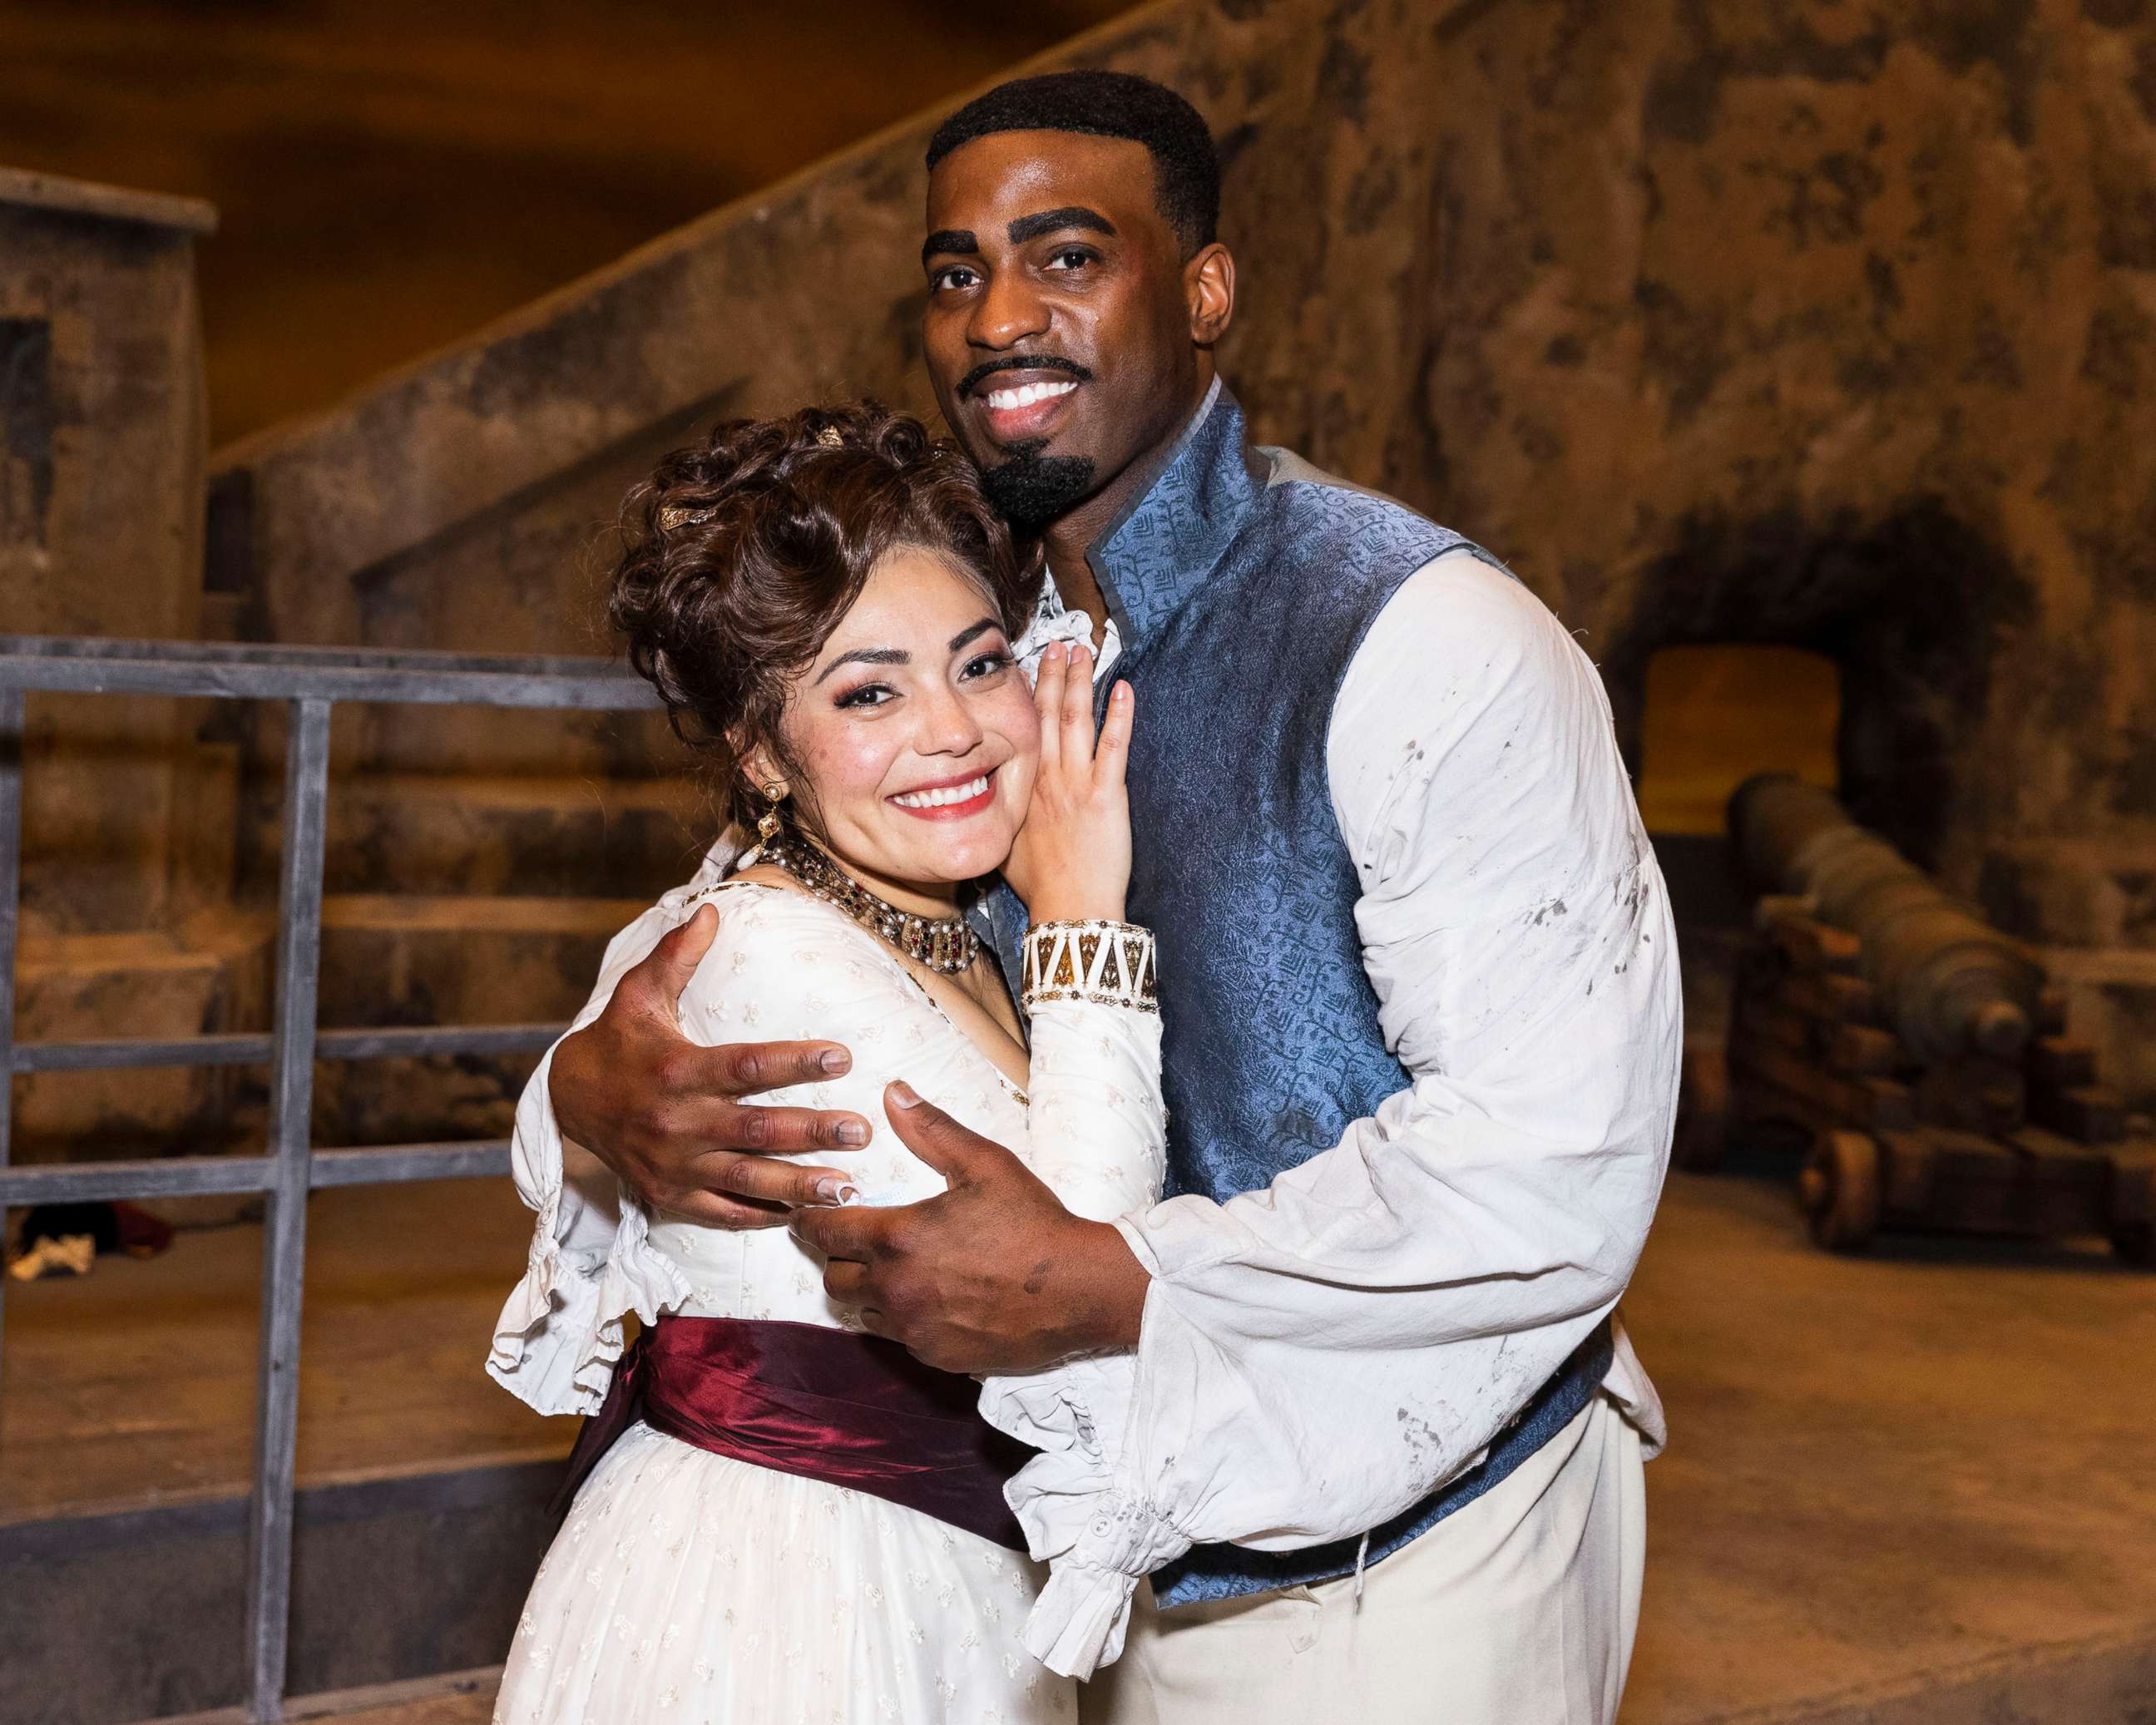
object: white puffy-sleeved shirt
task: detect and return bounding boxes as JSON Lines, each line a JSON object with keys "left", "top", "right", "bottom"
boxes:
{"left": 488, "top": 551, "right": 1677, "bottom": 1678}
{"left": 984, "top": 550, "right": 1678, "bottom": 1675}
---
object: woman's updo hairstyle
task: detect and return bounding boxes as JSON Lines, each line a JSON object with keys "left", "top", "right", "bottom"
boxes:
{"left": 610, "top": 401, "right": 1033, "bottom": 836}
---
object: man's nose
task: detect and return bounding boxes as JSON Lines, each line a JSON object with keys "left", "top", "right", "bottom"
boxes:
{"left": 967, "top": 269, "right": 1050, "bottom": 350}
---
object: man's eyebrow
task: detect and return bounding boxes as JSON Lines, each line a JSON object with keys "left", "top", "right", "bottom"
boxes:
{"left": 922, "top": 228, "right": 977, "bottom": 267}
{"left": 949, "top": 618, "right": 998, "bottom": 652}
{"left": 1006, "top": 205, "right": 1117, "bottom": 246}
{"left": 813, "top": 646, "right": 907, "bottom": 685}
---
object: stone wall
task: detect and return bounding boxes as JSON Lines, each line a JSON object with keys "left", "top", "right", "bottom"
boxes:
{"left": 0, "top": 169, "right": 264, "bottom": 1160}
{"left": 1, "top": 167, "right": 219, "bottom": 934}
{"left": 1400, "top": 0, "right": 2156, "bottom": 1100}
{"left": 196, "top": 0, "right": 2156, "bottom": 1100}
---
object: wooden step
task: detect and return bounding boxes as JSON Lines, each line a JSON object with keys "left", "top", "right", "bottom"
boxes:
{"left": 8, "top": 896, "right": 643, "bottom": 1161}
{"left": 315, "top": 772, "right": 707, "bottom": 899}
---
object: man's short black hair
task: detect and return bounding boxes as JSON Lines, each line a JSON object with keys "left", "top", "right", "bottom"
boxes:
{"left": 926, "top": 71, "right": 1219, "bottom": 256}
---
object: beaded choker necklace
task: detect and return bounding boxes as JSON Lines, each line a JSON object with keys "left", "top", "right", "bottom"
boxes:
{"left": 758, "top": 833, "right": 980, "bottom": 976}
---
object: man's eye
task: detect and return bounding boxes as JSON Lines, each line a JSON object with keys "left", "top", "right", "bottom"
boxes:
{"left": 1046, "top": 247, "right": 1097, "bottom": 271}
{"left": 932, "top": 265, "right": 979, "bottom": 291}
{"left": 835, "top": 683, "right": 893, "bottom": 710}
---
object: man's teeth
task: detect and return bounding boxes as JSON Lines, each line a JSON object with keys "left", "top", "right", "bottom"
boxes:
{"left": 893, "top": 774, "right": 991, "bottom": 810}
{"left": 984, "top": 380, "right": 1079, "bottom": 411}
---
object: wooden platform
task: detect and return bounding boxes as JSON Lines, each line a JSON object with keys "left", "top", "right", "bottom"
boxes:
{"left": 6, "top": 1165, "right": 2153, "bottom": 1723}
{"left": 1, "top": 1180, "right": 571, "bottom": 1521}
{"left": 1624, "top": 1160, "right": 2155, "bottom": 1721}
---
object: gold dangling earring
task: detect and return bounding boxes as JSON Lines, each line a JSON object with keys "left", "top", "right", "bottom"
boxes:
{"left": 757, "top": 782, "right": 786, "bottom": 844}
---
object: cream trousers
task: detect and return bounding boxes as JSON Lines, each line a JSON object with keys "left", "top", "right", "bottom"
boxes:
{"left": 1079, "top": 1393, "right": 1646, "bottom": 1725}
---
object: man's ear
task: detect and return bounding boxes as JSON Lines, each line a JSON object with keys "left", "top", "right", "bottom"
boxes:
{"left": 1185, "top": 242, "right": 1236, "bottom": 348}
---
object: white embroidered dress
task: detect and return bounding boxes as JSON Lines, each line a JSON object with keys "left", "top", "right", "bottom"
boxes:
{"left": 488, "top": 877, "right": 1165, "bottom": 1724}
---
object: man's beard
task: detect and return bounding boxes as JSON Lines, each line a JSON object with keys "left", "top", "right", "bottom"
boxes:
{"left": 980, "top": 441, "right": 1098, "bottom": 530}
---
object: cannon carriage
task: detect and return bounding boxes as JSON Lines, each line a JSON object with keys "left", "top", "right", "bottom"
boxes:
{"left": 1678, "top": 775, "right": 2156, "bottom": 1263}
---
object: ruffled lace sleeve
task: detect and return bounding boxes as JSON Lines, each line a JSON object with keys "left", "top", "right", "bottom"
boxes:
{"left": 976, "top": 918, "right": 1169, "bottom": 1678}
{"left": 483, "top": 1042, "right": 689, "bottom": 1416}
{"left": 486, "top": 871, "right": 949, "bottom": 1414}
{"left": 482, "top": 862, "right": 734, "bottom": 1416}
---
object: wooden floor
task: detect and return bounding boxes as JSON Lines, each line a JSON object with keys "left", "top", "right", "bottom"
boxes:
{"left": 1624, "top": 1161, "right": 2155, "bottom": 1721}
{"left": 7, "top": 1162, "right": 2154, "bottom": 1722}
{"left": 1, "top": 1178, "right": 570, "bottom": 1520}
{"left": 322, "top": 1695, "right": 491, "bottom": 1725}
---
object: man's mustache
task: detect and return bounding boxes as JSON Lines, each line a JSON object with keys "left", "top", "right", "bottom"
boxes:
{"left": 957, "top": 354, "right": 1095, "bottom": 398}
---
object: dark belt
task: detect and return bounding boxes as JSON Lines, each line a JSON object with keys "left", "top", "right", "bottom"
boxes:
{"left": 553, "top": 1315, "right": 1031, "bottom": 1551}
{"left": 1150, "top": 1315, "right": 1617, "bottom": 1609}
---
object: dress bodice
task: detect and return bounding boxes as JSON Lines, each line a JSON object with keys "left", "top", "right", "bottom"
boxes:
{"left": 643, "top": 881, "right": 1035, "bottom": 1330}
{"left": 490, "top": 875, "right": 1165, "bottom": 1416}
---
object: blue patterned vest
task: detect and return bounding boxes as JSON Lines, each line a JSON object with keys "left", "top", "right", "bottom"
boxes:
{"left": 981, "top": 382, "right": 1612, "bottom": 1608}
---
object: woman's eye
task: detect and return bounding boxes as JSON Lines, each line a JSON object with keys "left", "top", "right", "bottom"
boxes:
{"left": 834, "top": 683, "right": 893, "bottom": 710}
{"left": 961, "top": 650, "right": 1013, "bottom": 680}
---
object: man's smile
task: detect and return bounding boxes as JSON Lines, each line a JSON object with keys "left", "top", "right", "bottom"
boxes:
{"left": 958, "top": 356, "right": 1092, "bottom": 447}
{"left": 983, "top": 378, "right": 1078, "bottom": 411}
{"left": 977, "top": 376, "right": 1082, "bottom": 443}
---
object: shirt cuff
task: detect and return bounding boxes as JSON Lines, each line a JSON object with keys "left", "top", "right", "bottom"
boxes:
{"left": 978, "top": 1351, "right": 1190, "bottom": 1679}
{"left": 1114, "top": 1192, "right": 1245, "bottom": 1283}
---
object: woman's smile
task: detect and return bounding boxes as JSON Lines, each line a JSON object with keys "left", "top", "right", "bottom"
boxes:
{"left": 889, "top": 767, "right": 999, "bottom": 818}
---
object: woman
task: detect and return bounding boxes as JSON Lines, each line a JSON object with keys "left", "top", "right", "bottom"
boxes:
{"left": 487, "top": 403, "right": 1164, "bottom": 1723}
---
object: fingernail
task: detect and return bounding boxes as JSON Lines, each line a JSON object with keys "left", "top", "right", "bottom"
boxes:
{"left": 888, "top": 1080, "right": 922, "bottom": 1110}
{"left": 838, "top": 1120, "right": 870, "bottom": 1147}
{"left": 814, "top": 1177, "right": 860, "bottom": 1205}
{"left": 819, "top": 1048, "right": 850, "bottom": 1075}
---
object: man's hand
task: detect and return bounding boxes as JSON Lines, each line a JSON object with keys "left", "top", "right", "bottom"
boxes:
{"left": 548, "top": 903, "right": 873, "bottom": 1229}
{"left": 789, "top": 1082, "right": 1150, "bottom": 1373}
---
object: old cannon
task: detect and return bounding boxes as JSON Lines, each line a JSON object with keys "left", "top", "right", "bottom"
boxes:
{"left": 1677, "top": 775, "right": 2154, "bottom": 1263}
{"left": 1728, "top": 776, "right": 2042, "bottom": 1062}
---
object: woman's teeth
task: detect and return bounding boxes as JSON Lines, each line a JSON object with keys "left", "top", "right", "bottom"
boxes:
{"left": 984, "top": 380, "right": 1078, "bottom": 411}
{"left": 892, "top": 774, "right": 991, "bottom": 810}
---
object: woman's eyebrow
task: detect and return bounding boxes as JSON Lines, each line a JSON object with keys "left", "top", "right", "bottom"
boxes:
{"left": 949, "top": 618, "right": 998, "bottom": 652}
{"left": 813, "top": 646, "right": 907, "bottom": 685}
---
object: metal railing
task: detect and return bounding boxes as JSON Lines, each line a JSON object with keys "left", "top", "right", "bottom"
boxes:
{"left": 0, "top": 635, "right": 662, "bottom": 1724}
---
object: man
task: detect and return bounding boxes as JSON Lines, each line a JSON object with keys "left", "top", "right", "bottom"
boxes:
{"left": 532, "top": 72, "right": 1678, "bottom": 1723}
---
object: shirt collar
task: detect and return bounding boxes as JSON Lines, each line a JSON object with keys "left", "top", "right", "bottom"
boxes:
{"left": 1084, "top": 377, "right": 1261, "bottom": 648}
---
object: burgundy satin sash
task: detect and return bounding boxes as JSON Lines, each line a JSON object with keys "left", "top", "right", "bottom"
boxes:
{"left": 555, "top": 1316, "right": 1030, "bottom": 1551}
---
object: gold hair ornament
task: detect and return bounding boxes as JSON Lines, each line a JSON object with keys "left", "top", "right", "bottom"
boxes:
{"left": 655, "top": 425, "right": 844, "bottom": 531}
